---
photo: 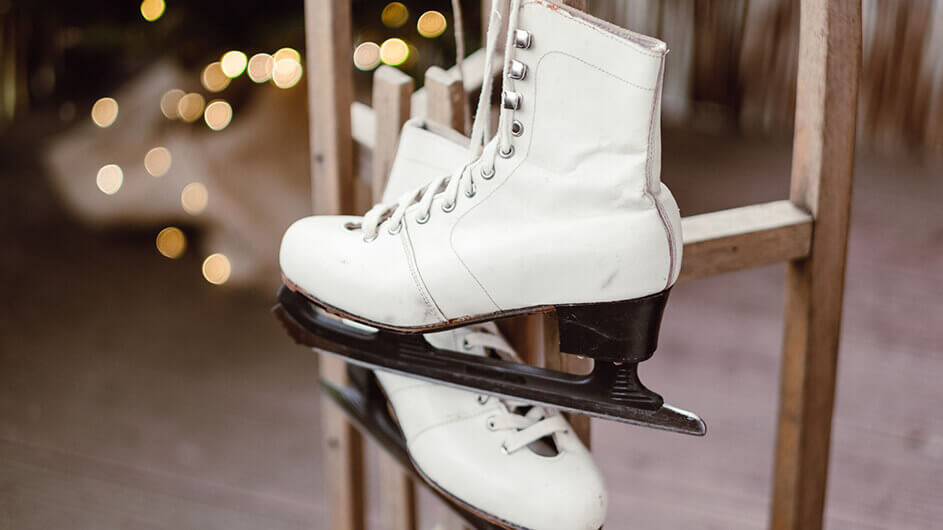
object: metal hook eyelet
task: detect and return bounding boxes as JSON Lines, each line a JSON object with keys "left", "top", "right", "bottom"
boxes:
{"left": 499, "top": 145, "right": 515, "bottom": 159}
{"left": 502, "top": 91, "right": 522, "bottom": 110}
{"left": 480, "top": 164, "right": 495, "bottom": 179}
{"left": 511, "top": 120, "right": 523, "bottom": 137}
{"left": 508, "top": 60, "right": 527, "bottom": 80}
{"left": 387, "top": 222, "right": 402, "bottom": 235}
{"left": 513, "top": 29, "right": 532, "bottom": 49}
{"left": 415, "top": 212, "right": 430, "bottom": 224}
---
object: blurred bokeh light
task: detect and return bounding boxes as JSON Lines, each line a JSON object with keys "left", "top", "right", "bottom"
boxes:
{"left": 202, "top": 253, "right": 232, "bottom": 285}
{"left": 379, "top": 38, "right": 409, "bottom": 66}
{"left": 177, "top": 93, "right": 205, "bottom": 122}
{"left": 353, "top": 42, "right": 381, "bottom": 71}
{"left": 417, "top": 10, "right": 447, "bottom": 38}
{"left": 248, "top": 53, "right": 275, "bottom": 83}
{"left": 139, "top": 0, "right": 165, "bottom": 22}
{"left": 95, "top": 164, "right": 123, "bottom": 195}
{"left": 91, "top": 97, "right": 119, "bottom": 128}
{"left": 181, "top": 182, "right": 209, "bottom": 215}
{"left": 204, "top": 100, "right": 233, "bottom": 131}
{"left": 221, "top": 51, "right": 248, "bottom": 78}
{"left": 201, "top": 62, "right": 231, "bottom": 92}
{"left": 144, "top": 147, "right": 172, "bottom": 177}
{"left": 381, "top": 2, "right": 409, "bottom": 28}
{"left": 155, "top": 227, "right": 187, "bottom": 259}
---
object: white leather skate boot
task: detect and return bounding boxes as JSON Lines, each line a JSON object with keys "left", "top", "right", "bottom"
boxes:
{"left": 281, "top": 0, "right": 681, "bottom": 332}
{"left": 368, "top": 118, "right": 607, "bottom": 529}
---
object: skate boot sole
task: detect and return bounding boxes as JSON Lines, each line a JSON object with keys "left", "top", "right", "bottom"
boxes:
{"left": 273, "top": 285, "right": 706, "bottom": 436}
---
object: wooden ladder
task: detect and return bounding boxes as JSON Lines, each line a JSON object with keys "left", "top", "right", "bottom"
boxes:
{"left": 303, "top": 0, "right": 860, "bottom": 528}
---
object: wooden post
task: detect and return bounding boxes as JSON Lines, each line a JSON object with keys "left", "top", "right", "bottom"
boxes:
{"left": 425, "top": 66, "right": 467, "bottom": 133}
{"left": 371, "top": 66, "right": 414, "bottom": 203}
{"left": 304, "top": 1, "right": 364, "bottom": 529}
{"left": 371, "top": 64, "right": 418, "bottom": 530}
{"left": 771, "top": 1, "right": 860, "bottom": 529}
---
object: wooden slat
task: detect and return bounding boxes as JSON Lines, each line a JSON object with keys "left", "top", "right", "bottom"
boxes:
{"left": 771, "top": 1, "right": 861, "bottom": 529}
{"left": 679, "top": 200, "right": 813, "bottom": 282}
{"left": 424, "top": 66, "right": 467, "bottom": 133}
{"left": 304, "top": 1, "right": 364, "bottom": 530}
{"left": 305, "top": 0, "right": 355, "bottom": 215}
{"left": 371, "top": 66, "right": 413, "bottom": 203}
{"left": 370, "top": 64, "right": 418, "bottom": 530}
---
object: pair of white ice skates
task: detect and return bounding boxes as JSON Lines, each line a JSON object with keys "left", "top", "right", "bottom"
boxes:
{"left": 276, "top": 1, "right": 704, "bottom": 528}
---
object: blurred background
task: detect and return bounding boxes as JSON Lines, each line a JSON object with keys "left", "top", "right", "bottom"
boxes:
{"left": 1, "top": 1, "right": 941, "bottom": 529}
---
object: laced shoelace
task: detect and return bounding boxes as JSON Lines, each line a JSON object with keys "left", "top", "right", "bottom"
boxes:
{"left": 462, "top": 325, "right": 570, "bottom": 455}
{"left": 359, "top": 0, "right": 527, "bottom": 242}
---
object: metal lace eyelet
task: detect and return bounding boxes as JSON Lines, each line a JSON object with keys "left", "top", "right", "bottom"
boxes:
{"left": 513, "top": 29, "right": 532, "bottom": 49}
{"left": 511, "top": 120, "right": 523, "bottom": 137}
{"left": 415, "top": 212, "right": 430, "bottom": 224}
{"left": 502, "top": 91, "right": 522, "bottom": 110}
{"left": 363, "top": 232, "right": 379, "bottom": 243}
{"left": 477, "top": 394, "right": 489, "bottom": 405}
{"left": 499, "top": 145, "right": 515, "bottom": 159}
{"left": 480, "top": 164, "right": 495, "bottom": 179}
{"left": 387, "top": 222, "right": 402, "bottom": 235}
{"left": 508, "top": 60, "right": 527, "bottom": 80}
{"left": 464, "top": 182, "right": 476, "bottom": 198}
{"left": 487, "top": 418, "right": 497, "bottom": 430}
{"left": 462, "top": 337, "right": 473, "bottom": 350}
{"left": 500, "top": 443, "right": 510, "bottom": 455}
{"left": 441, "top": 200, "right": 456, "bottom": 213}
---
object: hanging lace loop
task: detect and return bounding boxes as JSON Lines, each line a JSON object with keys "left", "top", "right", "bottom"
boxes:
{"left": 360, "top": 0, "right": 525, "bottom": 242}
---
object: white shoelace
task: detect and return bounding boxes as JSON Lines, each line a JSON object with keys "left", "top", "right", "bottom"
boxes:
{"left": 359, "top": 0, "right": 526, "bottom": 242}
{"left": 462, "top": 325, "right": 570, "bottom": 454}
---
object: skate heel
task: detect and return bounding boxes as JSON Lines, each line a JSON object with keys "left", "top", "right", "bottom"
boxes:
{"left": 555, "top": 288, "right": 670, "bottom": 363}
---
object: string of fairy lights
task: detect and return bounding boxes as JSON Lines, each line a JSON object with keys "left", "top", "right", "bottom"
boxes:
{"left": 89, "top": 1, "right": 448, "bottom": 287}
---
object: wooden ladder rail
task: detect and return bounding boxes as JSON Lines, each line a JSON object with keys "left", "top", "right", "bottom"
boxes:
{"left": 303, "top": 0, "right": 860, "bottom": 528}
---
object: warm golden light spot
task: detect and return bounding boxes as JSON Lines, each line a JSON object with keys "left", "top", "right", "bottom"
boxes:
{"left": 272, "top": 59, "right": 303, "bottom": 89}
{"left": 247, "top": 53, "right": 274, "bottom": 83}
{"left": 96, "top": 164, "right": 123, "bottom": 195}
{"left": 201, "top": 61, "right": 231, "bottom": 92}
{"left": 181, "top": 182, "right": 209, "bottom": 214}
{"left": 220, "top": 50, "right": 248, "bottom": 78}
{"left": 204, "top": 100, "right": 232, "bottom": 131}
{"left": 91, "top": 97, "right": 118, "bottom": 127}
{"left": 140, "top": 0, "right": 165, "bottom": 22}
{"left": 353, "top": 42, "right": 381, "bottom": 71}
{"left": 273, "top": 47, "right": 301, "bottom": 65}
{"left": 379, "top": 38, "right": 409, "bottom": 66}
{"left": 202, "top": 253, "right": 231, "bottom": 285}
{"left": 381, "top": 2, "right": 409, "bottom": 28}
{"left": 417, "top": 10, "right": 447, "bottom": 38}
{"left": 160, "top": 89, "right": 185, "bottom": 119}
{"left": 144, "top": 146, "right": 172, "bottom": 177}
{"left": 156, "top": 226, "right": 186, "bottom": 259}
{"left": 177, "top": 93, "right": 205, "bottom": 123}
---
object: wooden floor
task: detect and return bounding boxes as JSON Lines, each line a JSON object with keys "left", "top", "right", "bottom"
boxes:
{"left": 2, "top": 129, "right": 941, "bottom": 529}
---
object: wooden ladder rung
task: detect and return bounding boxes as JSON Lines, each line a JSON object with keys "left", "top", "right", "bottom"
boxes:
{"left": 680, "top": 200, "right": 813, "bottom": 281}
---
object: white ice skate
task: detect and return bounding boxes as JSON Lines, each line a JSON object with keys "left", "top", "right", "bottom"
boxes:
{"left": 276, "top": 0, "right": 704, "bottom": 435}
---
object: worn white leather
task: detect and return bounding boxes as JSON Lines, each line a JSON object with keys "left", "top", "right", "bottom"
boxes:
{"left": 279, "top": 0, "right": 682, "bottom": 330}
{"left": 372, "top": 119, "right": 607, "bottom": 530}
{"left": 377, "top": 325, "right": 607, "bottom": 530}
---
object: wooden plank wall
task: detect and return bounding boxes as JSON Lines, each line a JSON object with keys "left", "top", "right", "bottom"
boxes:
{"left": 588, "top": 0, "right": 943, "bottom": 155}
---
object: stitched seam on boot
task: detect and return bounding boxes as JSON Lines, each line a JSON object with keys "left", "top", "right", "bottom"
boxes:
{"left": 401, "top": 225, "right": 447, "bottom": 322}
{"left": 645, "top": 58, "right": 676, "bottom": 289}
